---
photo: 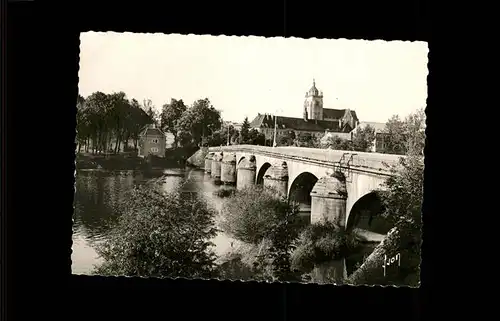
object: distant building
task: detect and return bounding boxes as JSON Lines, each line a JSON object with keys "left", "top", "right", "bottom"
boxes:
{"left": 249, "top": 79, "right": 359, "bottom": 142}
{"left": 138, "top": 124, "right": 167, "bottom": 158}
{"left": 224, "top": 121, "right": 243, "bottom": 131}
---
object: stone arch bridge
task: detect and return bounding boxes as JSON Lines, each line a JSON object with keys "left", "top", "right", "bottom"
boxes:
{"left": 205, "top": 145, "right": 403, "bottom": 237}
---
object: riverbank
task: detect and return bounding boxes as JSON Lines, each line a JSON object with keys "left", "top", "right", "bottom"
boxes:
{"left": 76, "top": 146, "right": 199, "bottom": 170}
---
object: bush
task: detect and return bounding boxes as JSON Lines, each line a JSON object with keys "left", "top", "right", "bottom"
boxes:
{"left": 216, "top": 240, "right": 274, "bottom": 281}
{"left": 219, "top": 185, "right": 304, "bottom": 281}
{"left": 93, "top": 184, "right": 219, "bottom": 278}
{"left": 291, "top": 221, "right": 362, "bottom": 273}
{"left": 219, "top": 185, "right": 301, "bottom": 245}
{"left": 213, "top": 188, "right": 235, "bottom": 198}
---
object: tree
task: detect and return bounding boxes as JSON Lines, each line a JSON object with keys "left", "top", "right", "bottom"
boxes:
{"left": 383, "top": 115, "right": 406, "bottom": 155}
{"left": 403, "top": 108, "right": 426, "bottom": 156}
{"left": 240, "top": 117, "right": 251, "bottom": 144}
{"left": 206, "top": 125, "right": 239, "bottom": 147}
{"left": 295, "top": 132, "right": 319, "bottom": 148}
{"left": 76, "top": 95, "right": 88, "bottom": 153}
{"left": 160, "top": 98, "right": 187, "bottom": 148}
{"left": 278, "top": 130, "right": 296, "bottom": 146}
{"left": 351, "top": 124, "right": 376, "bottom": 152}
{"left": 320, "top": 134, "right": 352, "bottom": 151}
{"left": 75, "top": 92, "right": 154, "bottom": 155}
{"left": 94, "top": 185, "right": 219, "bottom": 278}
{"left": 383, "top": 109, "right": 426, "bottom": 156}
{"left": 176, "top": 98, "right": 222, "bottom": 147}
{"left": 247, "top": 128, "right": 266, "bottom": 146}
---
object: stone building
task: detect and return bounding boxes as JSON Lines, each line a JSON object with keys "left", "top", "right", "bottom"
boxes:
{"left": 138, "top": 124, "right": 167, "bottom": 158}
{"left": 249, "top": 80, "right": 359, "bottom": 142}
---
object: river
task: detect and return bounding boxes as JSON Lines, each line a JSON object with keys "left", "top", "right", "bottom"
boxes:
{"left": 72, "top": 167, "right": 375, "bottom": 278}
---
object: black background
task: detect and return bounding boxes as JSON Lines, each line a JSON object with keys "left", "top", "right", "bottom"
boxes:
{"left": 3, "top": 0, "right": 456, "bottom": 320}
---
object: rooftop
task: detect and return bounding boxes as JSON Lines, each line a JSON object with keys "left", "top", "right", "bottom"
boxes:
{"left": 250, "top": 113, "right": 352, "bottom": 133}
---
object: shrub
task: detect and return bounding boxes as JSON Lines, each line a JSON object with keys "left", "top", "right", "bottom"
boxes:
{"left": 219, "top": 185, "right": 303, "bottom": 281}
{"left": 93, "top": 184, "right": 219, "bottom": 278}
{"left": 291, "top": 221, "right": 362, "bottom": 273}
{"left": 213, "top": 188, "right": 235, "bottom": 198}
{"left": 216, "top": 240, "right": 274, "bottom": 281}
{"left": 219, "top": 185, "right": 301, "bottom": 246}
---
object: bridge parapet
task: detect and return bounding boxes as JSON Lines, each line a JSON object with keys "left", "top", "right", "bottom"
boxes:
{"left": 208, "top": 145, "right": 403, "bottom": 176}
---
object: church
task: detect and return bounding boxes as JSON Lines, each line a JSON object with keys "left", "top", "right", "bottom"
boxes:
{"left": 249, "top": 80, "right": 360, "bottom": 141}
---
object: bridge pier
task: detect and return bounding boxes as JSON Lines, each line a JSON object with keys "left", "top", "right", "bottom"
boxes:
{"left": 204, "top": 152, "right": 214, "bottom": 174}
{"left": 310, "top": 172, "right": 347, "bottom": 227}
{"left": 263, "top": 161, "right": 289, "bottom": 198}
{"left": 221, "top": 153, "right": 237, "bottom": 186}
{"left": 236, "top": 155, "right": 256, "bottom": 190}
{"left": 210, "top": 152, "right": 223, "bottom": 184}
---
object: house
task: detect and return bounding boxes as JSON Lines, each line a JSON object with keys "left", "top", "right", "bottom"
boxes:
{"left": 138, "top": 124, "right": 167, "bottom": 158}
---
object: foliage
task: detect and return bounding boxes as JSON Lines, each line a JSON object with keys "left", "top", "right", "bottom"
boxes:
{"left": 247, "top": 128, "right": 266, "bottom": 145}
{"left": 351, "top": 124, "right": 376, "bottom": 152}
{"left": 213, "top": 188, "right": 235, "bottom": 198}
{"left": 219, "top": 185, "right": 303, "bottom": 281}
{"left": 294, "top": 132, "right": 320, "bottom": 148}
{"left": 220, "top": 185, "right": 301, "bottom": 245}
{"left": 348, "top": 153, "right": 424, "bottom": 286}
{"left": 76, "top": 92, "right": 154, "bottom": 155}
{"left": 93, "top": 185, "right": 218, "bottom": 278}
{"left": 144, "top": 99, "right": 159, "bottom": 126}
{"left": 266, "top": 202, "right": 303, "bottom": 281}
{"left": 383, "top": 115, "right": 406, "bottom": 154}
{"left": 175, "top": 98, "right": 222, "bottom": 147}
{"left": 160, "top": 99, "right": 187, "bottom": 148}
{"left": 216, "top": 240, "right": 274, "bottom": 281}
{"left": 239, "top": 117, "right": 251, "bottom": 144}
{"left": 383, "top": 109, "right": 425, "bottom": 155}
{"left": 207, "top": 125, "right": 239, "bottom": 147}
{"left": 278, "top": 130, "right": 296, "bottom": 146}
{"left": 291, "top": 221, "right": 361, "bottom": 273}
{"left": 320, "top": 134, "right": 352, "bottom": 151}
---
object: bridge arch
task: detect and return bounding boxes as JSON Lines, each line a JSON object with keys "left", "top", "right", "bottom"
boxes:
{"left": 288, "top": 172, "right": 318, "bottom": 225}
{"left": 256, "top": 162, "right": 272, "bottom": 185}
{"left": 288, "top": 172, "right": 318, "bottom": 205}
{"left": 346, "top": 191, "right": 391, "bottom": 235}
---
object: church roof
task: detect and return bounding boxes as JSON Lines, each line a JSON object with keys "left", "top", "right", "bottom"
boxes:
{"left": 249, "top": 114, "right": 351, "bottom": 133}
{"left": 323, "top": 108, "right": 359, "bottom": 122}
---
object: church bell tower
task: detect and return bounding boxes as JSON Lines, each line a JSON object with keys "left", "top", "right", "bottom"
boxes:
{"left": 304, "top": 79, "right": 324, "bottom": 120}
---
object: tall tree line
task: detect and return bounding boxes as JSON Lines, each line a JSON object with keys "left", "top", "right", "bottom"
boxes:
{"left": 76, "top": 92, "right": 154, "bottom": 154}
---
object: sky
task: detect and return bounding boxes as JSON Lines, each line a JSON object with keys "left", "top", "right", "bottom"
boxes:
{"left": 78, "top": 32, "right": 428, "bottom": 124}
